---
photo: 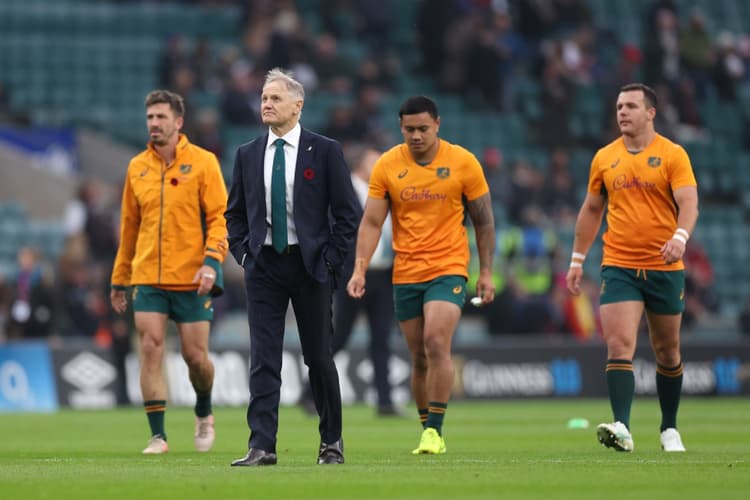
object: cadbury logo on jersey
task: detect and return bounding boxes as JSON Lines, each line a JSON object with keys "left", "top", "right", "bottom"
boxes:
{"left": 613, "top": 174, "right": 656, "bottom": 191}
{"left": 399, "top": 186, "right": 448, "bottom": 202}
{"left": 647, "top": 156, "right": 662, "bottom": 167}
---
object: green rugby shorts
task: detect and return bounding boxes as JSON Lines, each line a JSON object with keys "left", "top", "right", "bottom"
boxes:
{"left": 599, "top": 266, "right": 685, "bottom": 315}
{"left": 393, "top": 275, "right": 467, "bottom": 321}
{"left": 132, "top": 285, "right": 214, "bottom": 322}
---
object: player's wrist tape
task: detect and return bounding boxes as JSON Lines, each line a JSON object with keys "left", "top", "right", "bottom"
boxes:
{"left": 570, "top": 252, "right": 586, "bottom": 268}
{"left": 673, "top": 228, "right": 689, "bottom": 245}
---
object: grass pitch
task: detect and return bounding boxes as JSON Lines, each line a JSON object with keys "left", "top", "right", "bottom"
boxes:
{"left": 0, "top": 398, "right": 747, "bottom": 500}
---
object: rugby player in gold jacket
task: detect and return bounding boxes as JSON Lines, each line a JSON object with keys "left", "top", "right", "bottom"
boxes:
{"left": 110, "top": 90, "right": 228, "bottom": 455}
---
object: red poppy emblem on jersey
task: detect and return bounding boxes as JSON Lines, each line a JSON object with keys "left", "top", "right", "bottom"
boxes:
{"left": 303, "top": 168, "right": 315, "bottom": 180}
{"left": 170, "top": 178, "right": 179, "bottom": 186}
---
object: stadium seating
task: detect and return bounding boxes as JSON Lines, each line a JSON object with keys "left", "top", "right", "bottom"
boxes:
{"left": 2, "top": 0, "right": 750, "bottom": 331}
{"left": 0, "top": 202, "right": 67, "bottom": 278}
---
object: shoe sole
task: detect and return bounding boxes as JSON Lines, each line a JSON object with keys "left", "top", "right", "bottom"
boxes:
{"left": 597, "top": 425, "right": 631, "bottom": 452}
{"left": 142, "top": 447, "right": 168, "bottom": 455}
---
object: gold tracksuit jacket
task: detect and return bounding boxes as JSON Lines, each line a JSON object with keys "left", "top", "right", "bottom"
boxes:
{"left": 110, "top": 134, "right": 228, "bottom": 293}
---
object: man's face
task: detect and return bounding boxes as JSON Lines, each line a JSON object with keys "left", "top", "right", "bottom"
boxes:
{"left": 260, "top": 80, "right": 302, "bottom": 129}
{"left": 146, "top": 103, "right": 182, "bottom": 146}
{"left": 616, "top": 90, "right": 654, "bottom": 136}
{"left": 400, "top": 112, "right": 440, "bottom": 157}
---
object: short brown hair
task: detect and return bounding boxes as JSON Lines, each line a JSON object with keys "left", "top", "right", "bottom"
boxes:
{"left": 619, "top": 83, "right": 657, "bottom": 109}
{"left": 144, "top": 90, "right": 185, "bottom": 117}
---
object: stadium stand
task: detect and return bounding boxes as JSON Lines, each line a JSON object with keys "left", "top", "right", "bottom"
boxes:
{"left": 1, "top": 0, "right": 750, "bottom": 339}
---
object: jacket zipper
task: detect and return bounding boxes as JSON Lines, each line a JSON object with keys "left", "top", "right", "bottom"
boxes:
{"left": 159, "top": 161, "right": 165, "bottom": 284}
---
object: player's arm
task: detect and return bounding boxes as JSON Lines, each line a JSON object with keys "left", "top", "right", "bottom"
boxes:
{"left": 347, "top": 197, "right": 389, "bottom": 299}
{"left": 195, "top": 155, "right": 229, "bottom": 296}
{"left": 467, "top": 192, "right": 496, "bottom": 303}
{"left": 566, "top": 191, "right": 605, "bottom": 295}
{"left": 660, "top": 185, "right": 699, "bottom": 264}
{"left": 111, "top": 171, "right": 140, "bottom": 313}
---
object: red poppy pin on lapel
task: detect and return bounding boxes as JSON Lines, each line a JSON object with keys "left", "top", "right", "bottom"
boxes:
{"left": 303, "top": 168, "right": 315, "bottom": 180}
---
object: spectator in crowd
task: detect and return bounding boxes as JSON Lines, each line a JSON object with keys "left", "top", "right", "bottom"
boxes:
{"left": 192, "top": 107, "right": 225, "bottom": 161}
{"left": 220, "top": 60, "right": 262, "bottom": 126}
{"left": 682, "top": 238, "right": 719, "bottom": 329}
{"left": 499, "top": 205, "right": 559, "bottom": 334}
{"left": 311, "top": 32, "right": 354, "bottom": 95}
{"left": 642, "top": 6, "right": 681, "bottom": 87}
{"left": 157, "top": 34, "right": 190, "bottom": 90}
{"left": 540, "top": 146, "right": 579, "bottom": 225}
{"left": 679, "top": 7, "right": 715, "bottom": 100}
{"left": 506, "top": 157, "right": 544, "bottom": 225}
{"left": 713, "top": 31, "right": 746, "bottom": 101}
{"left": 4, "top": 246, "right": 55, "bottom": 341}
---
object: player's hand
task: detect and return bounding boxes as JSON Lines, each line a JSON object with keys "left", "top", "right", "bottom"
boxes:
{"left": 193, "top": 265, "right": 216, "bottom": 296}
{"left": 347, "top": 272, "right": 366, "bottom": 299}
{"left": 474, "top": 272, "right": 496, "bottom": 305}
{"left": 660, "top": 237, "right": 686, "bottom": 265}
{"left": 110, "top": 289, "right": 128, "bottom": 314}
{"left": 566, "top": 267, "right": 583, "bottom": 296}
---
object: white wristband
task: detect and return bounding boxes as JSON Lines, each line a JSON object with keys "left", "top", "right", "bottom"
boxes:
{"left": 675, "top": 228, "right": 689, "bottom": 240}
{"left": 571, "top": 252, "right": 586, "bottom": 261}
{"left": 672, "top": 233, "right": 687, "bottom": 245}
{"left": 569, "top": 262, "right": 583, "bottom": 268}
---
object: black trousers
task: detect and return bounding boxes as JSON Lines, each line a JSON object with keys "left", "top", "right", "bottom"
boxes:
{"left": 244, "top": 246, "right": 342, "bottom": 452}
{"left": 301, "top": 266, "right": 395, "bottom": 408}
{"left": 331, "top": 267, "right": 394, "bottom": 407}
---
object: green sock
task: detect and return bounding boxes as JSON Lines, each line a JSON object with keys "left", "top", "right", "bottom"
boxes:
{"left": 425, "top": 402, "right": 448, "bottom": 435}
{"left": 144, "top": 400, "right": 167, "bottom": 440}
{"left": 656, "top": 362, "right": 683, "bottom": 431}
{"left": 418, "top": 408, "right": 429, "bottom": 428}
{"left": 195, "top": 390, "right": 212, "bottom": 418}
{"left": 606, "top": 359, "right": 634, "bottom": 429}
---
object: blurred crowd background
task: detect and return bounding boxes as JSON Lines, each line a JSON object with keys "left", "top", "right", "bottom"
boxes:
{"left": 1, "top": 0, "right": 750, "bottom": 360}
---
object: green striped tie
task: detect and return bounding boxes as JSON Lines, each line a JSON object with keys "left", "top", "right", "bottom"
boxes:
{"left": 271, "top": 138, "right": 288, "bottom": 253}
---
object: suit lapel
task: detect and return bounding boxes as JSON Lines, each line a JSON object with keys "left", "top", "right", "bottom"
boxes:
{"left": 255, "top": 133, "right": 269, "bottom": 219}
{"left": 294, "top": 129, "right": 313, "bottom": 205}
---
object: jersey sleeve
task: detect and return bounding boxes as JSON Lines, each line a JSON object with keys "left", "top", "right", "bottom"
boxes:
{"left": 668, "top": 144, "right": 698, "bottom": 190}
{"left": 587, "top": 149, "right": 604, "bottom": 194}
{"left": 368, "top": 155, "right": 389, "bottom": 200}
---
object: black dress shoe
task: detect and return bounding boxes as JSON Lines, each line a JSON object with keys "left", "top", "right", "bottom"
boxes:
{"left": 317, "top": 438, "right": 344, "bottom": 464}
{"left": 231, "top": 448, "right": 278, "bottom": 466}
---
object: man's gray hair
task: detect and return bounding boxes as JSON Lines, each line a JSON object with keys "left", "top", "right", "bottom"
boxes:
{"left": 265, "top": 67, "right": 305, "bottom": 100}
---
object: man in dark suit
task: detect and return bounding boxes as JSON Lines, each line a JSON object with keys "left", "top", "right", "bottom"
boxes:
{"left": 226, "top": 68, "right": 361, "bottom": 466}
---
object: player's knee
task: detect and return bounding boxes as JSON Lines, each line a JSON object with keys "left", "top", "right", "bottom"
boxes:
{"left": 140, "top": 334, "right": 164, "bottom": 357}
{"left": 182, "top": 349, "right": 209, "bottom": 369}
{"left": 653, "top": 345, "right": 681, "bottom": 366}
{"left": 423, "top": 334, "right": 448, "bottom": 360}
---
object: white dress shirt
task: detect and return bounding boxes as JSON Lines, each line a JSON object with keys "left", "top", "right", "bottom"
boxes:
{"left": 264, "top": 123, "right": 301, "bottom": 246}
